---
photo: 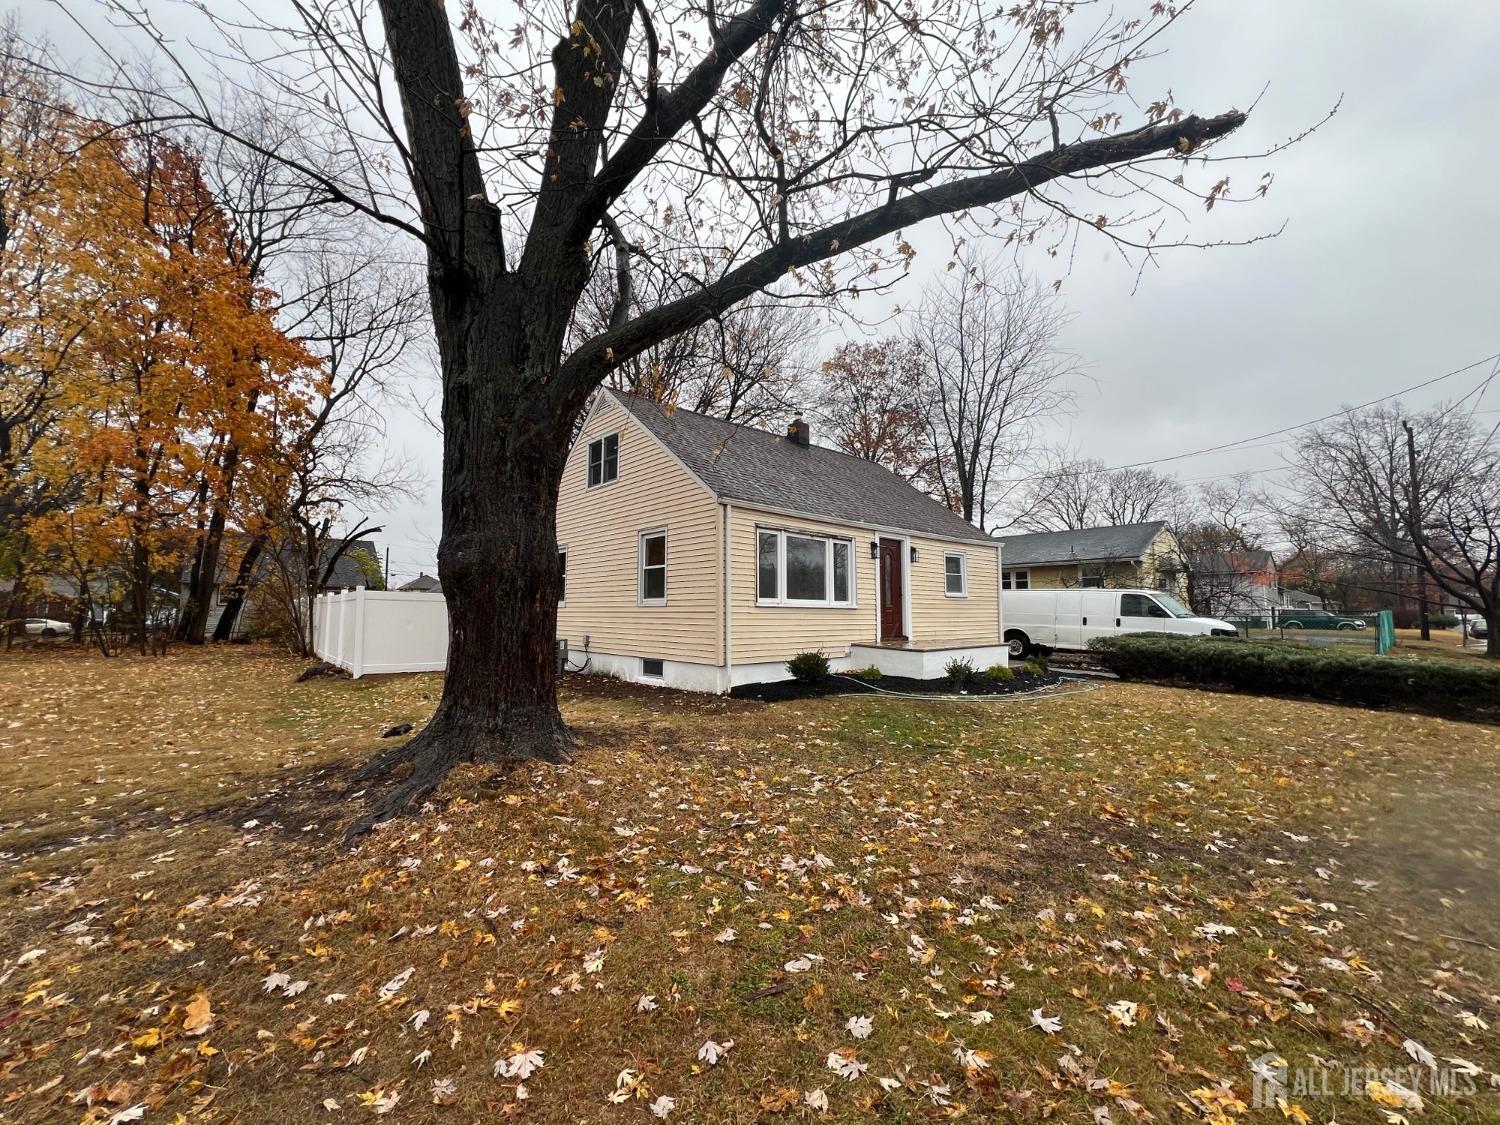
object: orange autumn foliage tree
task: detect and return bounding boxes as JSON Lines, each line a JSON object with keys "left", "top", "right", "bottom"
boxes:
{"left": 24, "top": 130, "right": 318, "bottom": 651}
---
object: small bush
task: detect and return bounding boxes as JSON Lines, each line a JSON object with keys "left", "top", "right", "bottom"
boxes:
{"left": 1088, "top": 633, "right": 1500, "bottom": 719}
{"left": 852, "top": 665, "right": 883, "bottom": 680}
{"left": 1430, "top": 613, "right": 1460, "bottom": 629}
{"left": 985, "top": 664, "right": 1014, "bottom": 682}
{"left": 786, "top": 650, "right": 831, "bottom": 684}
{"left": 1020, "top": 659, "right": 1044, "bottom": 676}
{"left": 944, "top": 656, "right": 978, "bottom": 685}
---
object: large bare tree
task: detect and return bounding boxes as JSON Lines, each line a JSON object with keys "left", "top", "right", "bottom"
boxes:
{"left": 42, "top": 0, "right": 1279, "bottom": 829}
{"left": 909, "top": 260, "right": 1075, "bottom": 530}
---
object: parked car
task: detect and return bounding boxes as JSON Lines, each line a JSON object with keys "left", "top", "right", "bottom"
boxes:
{"left": 1468, "top": 617, "right": 1490, "bottom": 639}
{"left": 1002, "top": 588, "right": 1238, "bottom": 658}
{"left": 1273, "top": 609, "right": 1367, "bottom": 630}
{"left": 23, "top": 617, "right": 72, "bottom": 637}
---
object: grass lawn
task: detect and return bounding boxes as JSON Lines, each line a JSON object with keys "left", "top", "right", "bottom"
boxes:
{"left": 1, "top": 648, "right": 1498, "bottom": 1123}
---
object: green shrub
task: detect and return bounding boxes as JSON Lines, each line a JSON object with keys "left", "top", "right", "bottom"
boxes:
{"left": 944, "top": 657, "right": 977, "bottom": 685}
{"left": 852, "top": 665, "right": 883, "bottom": 680}
{"left": 1430, "top": 613, "right": 1460, "bottom": 629}
{"left": 1020, "top": 659, "right": 1044, "bottom": 676}
{"left": 786, "top": 650, "right": 831, "bottom": 684}
{"left": 1087, "top": 634, "right": 1500, "bottom": 718}
{"left": 985, "top": 664, "right": 1014, "bottom": 682}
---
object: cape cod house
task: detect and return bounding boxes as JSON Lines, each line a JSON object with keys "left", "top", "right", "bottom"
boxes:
{"left": 991, "top": 521, "right": 1191, "bottom": 602}
{"left": 555, "top": 391, "right": 1007, "bottom": 692}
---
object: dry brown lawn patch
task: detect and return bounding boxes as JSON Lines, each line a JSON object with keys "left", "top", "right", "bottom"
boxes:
{"left": 0, "top": 647, "right": 1497, "bottom": 1123}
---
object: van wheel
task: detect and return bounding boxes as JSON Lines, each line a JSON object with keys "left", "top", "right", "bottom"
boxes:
{"left": 1004, "top": 630, "right": 1031, "bottom": 659}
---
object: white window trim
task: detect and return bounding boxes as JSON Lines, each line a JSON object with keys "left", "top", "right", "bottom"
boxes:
{"left": 638, "top": 529, "right": 667, "bottom": 605}
{"left": 1002, "top": 568, "right": 1030, "bottom": 591}
{"left": 586, "top": 432, "right": 620, "bottom": 488}
{"left": 943, "top": 551, "right": 968, "bottom": 598}
{"left": 754, "top": 526, "right": 857, "bottom": 609}
{"left": 1078, "top": 563, "right": 1106, "bottom": 589}
{"left": 558, "top": 545, "right": 567, "bottom": 607}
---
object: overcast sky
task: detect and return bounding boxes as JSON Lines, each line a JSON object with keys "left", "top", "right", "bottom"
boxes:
{"left": 23, "top": 1, "right": 1500, "bottom": 584}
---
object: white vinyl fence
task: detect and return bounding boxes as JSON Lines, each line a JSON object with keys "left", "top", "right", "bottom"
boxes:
{"left": 312, "top": 588, "right": 448, "bottom": 677}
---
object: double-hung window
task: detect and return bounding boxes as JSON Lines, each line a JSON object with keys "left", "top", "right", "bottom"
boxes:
{"left": 756, "top": 528, "right": 854, "bottom": 607}
{"left": 1079, "top": 564, "right": 1106, "bottom": 588}
{"left": 944, "top": 552, "right": 967, "bottom": 597}
{"left": 639, "top": 530, "right": 667, "bottom": 604}
{"left": 587, "top": 433, "right": 618, "bottom": 487}
{"left": 1002, "top": 568, "right": 1029, "bottom": 590}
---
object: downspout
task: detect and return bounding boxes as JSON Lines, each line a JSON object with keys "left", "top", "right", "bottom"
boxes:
{"left": 723, "top": 502, "right": 733, "bottom": 693}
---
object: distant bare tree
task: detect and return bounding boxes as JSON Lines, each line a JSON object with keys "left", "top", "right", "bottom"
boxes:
{"left": 1289, "top": 402, "right": 1500, "bottom": 655}
{"left": 1018, "top": 456, "right": 1184, "bottom": 530}
{"left": 910, "top": 260, "right": 1074, "bottom": 530}
{"left": 577, "top": 269, "right": 817, "bottom": 426}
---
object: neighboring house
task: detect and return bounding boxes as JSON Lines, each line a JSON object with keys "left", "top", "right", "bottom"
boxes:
{"left": 991, "top": 521, "right": 1190, "bottom": 601}
{"left": 1186, "top": 547, "right": 1279, "bottom": 617}
{"left": 1278, "top": 587, "right": 1327, "bottom": 611}
{"left": 398, "top": 572, "right": 442, "bottom": 593}
{"left": 556, "top": 391, "right": 1006, "bottom": 692}
{"left": 187, "top": 538, "right": 384, "bottom": 639}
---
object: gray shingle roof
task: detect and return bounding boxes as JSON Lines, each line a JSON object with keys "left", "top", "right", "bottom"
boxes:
{"left": 992, "top": 522, "right": 1168, "bottom": 566}
{"left": 611, "top": 393, "right": 994, "bottom": 544}
{"left": 1187, "top": 547, "right": 1275, "bottom": 575}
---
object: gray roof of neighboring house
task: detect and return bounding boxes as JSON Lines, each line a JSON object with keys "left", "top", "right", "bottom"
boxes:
{"left": 611, "top": 393, "right": 994, "bottom": 544}
{"left": 992, "top": 521, "right": 1169, "bottom": 567}
{"left": 1187, "top": 547, "right": 1275, "bottom": 575}
{"left": 320, "top": 541, "right": 382, "bottom": 589}
{"left": 398, "top": 572, "right": 442, "bottom": 592}
{"left": 1279, "top": 587, "right": 1327, "bottom": 606}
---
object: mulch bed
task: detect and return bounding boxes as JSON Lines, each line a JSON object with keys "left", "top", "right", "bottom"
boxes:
{"left": 730, "top": 669, "right": 1062, "bottom": 702}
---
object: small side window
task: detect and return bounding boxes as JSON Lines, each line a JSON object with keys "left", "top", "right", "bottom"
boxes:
{"left": 944, "top": 553, "right": 967, "bottom": 597}
{"left": 587, "top": 432, "right": 619, "bottom": 487}
{"left": 642, "top": 658, "right": 664, "bottom": 678}
{"left": 557, "top": 549, "right": 567, "bottom": 603}
{"left": 639, "top": 531, "right": 667, "bottom": 604}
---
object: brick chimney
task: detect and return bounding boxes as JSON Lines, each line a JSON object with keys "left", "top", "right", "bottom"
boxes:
{"left": 786, "top": 412, "right": 811, "bottom": 447}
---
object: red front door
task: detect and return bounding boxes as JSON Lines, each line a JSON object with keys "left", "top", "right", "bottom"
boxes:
{"left": 879, "top": 538, "right": 905, "bottom": 640}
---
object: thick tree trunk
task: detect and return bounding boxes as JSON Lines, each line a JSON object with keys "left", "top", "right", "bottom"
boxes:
{"left": 180, "top": 508, "right": 228, "bottom": 643}
{"left": 347, "top": 339, "right": 576, "bottom": 839}
{"left": 212, "top": 536, "right": 264, "bottom": 641}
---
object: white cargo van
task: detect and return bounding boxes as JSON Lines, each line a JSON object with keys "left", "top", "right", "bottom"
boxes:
{"left": 1002, "top": 588, "right": 1238, "bottom": 657}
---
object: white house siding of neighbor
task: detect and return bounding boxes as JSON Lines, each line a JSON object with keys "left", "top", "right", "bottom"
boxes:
{"left": 555, "top": 390, "right": 1006, "bottom": 693}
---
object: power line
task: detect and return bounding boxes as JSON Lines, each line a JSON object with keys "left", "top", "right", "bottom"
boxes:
{"left": 1001, "top": 349, "right": 1500, "bottom": 486}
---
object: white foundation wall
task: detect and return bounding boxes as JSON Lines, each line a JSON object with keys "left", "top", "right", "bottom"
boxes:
{"left": 580, "top": 650, "right": 729, "bottom": 693}
{"left": 846, "top": 642, "right": 1010, "bottom": 680}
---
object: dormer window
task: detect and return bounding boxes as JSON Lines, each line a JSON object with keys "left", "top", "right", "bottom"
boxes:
{"left": 587, "top": 433, "right": 619, "bottom": 487}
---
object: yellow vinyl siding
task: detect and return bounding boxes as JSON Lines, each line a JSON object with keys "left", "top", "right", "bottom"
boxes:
{"left": 729, "top": 508, "right": 999, "bottom": 663}
{"left": 556, "top": 399, "right": 722, "bottom": 665}
{"left": 907, "top": 537, "right": 1001, "bottom": 648}
{"left": 730, "top": 511, "right": 877, "bottom": 664}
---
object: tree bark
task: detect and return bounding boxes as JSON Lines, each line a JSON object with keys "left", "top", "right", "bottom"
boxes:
{"left": 346, "top": 336, "right": 575, "bottom": 838}
{"left": 212, "top": 535, "right": 264, "bottom": 641}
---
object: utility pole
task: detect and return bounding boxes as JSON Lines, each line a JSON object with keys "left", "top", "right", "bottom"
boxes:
{"left": 1401, "top": 420, "right": 1431, "bottom": 641}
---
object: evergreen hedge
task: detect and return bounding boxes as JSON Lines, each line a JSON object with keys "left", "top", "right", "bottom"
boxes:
{"left": 1088, "top": 634, "right": 1500, "bottom": 718}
